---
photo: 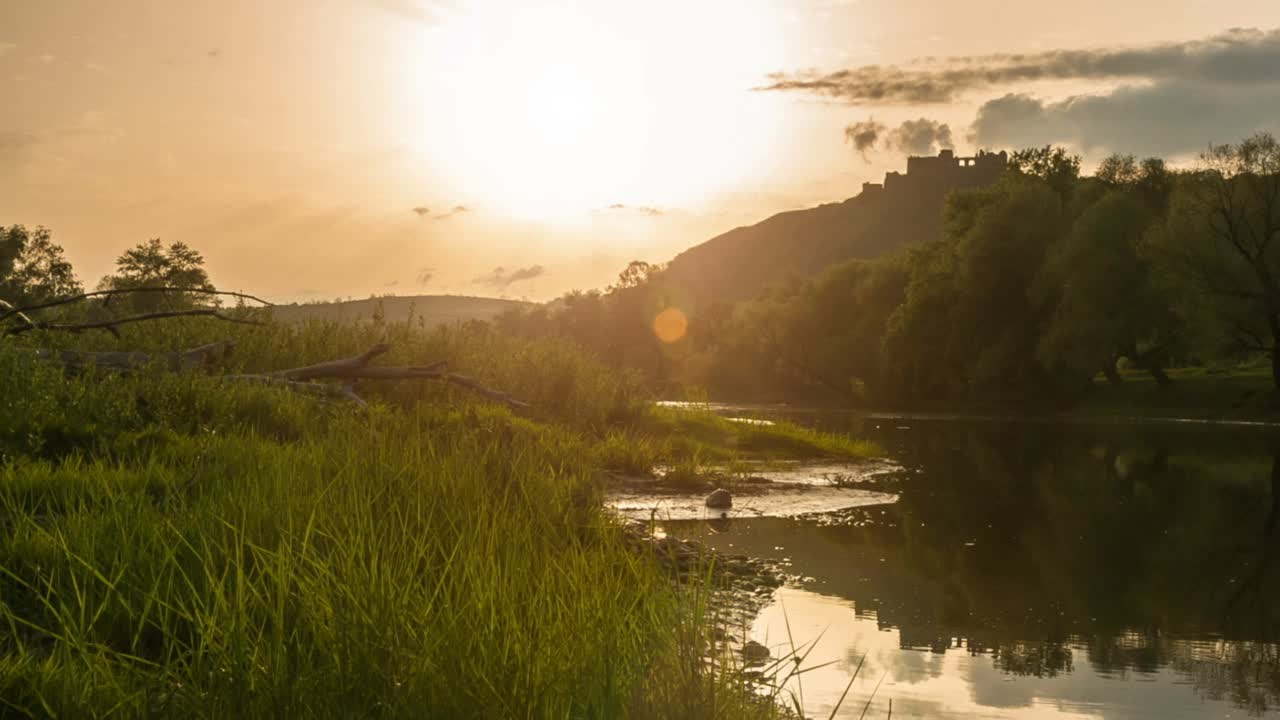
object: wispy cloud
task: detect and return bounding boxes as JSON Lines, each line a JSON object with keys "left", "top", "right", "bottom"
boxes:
{"left": 416, "top": 267, "right": 435, "bottom": 285}
{"left": 601, "top": 203, "right": 663, "bottom": 216}
{"left": 472, "top": 265, "right": 546, "bottom": 289}
{"left": 758, "top": 28, "right": 1280, "bottom": 105}
{"left": 412, "top": 205, "right": 469, "bottom": 220}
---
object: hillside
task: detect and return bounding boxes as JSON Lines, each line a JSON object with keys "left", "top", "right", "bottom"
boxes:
{"left": 664, "top": 150, "right": 1008, "bottom": 305}
{"left": 269, "top": 294, "right": 531, "bottom": 326}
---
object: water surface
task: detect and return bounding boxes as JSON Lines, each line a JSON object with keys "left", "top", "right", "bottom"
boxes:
{"left": 667, "top": 414, "right": 1280, "bottom": 718}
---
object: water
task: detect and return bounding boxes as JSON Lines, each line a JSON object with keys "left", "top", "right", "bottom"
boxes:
{"left": 667, "top": 414, "right": 1280, "bottom": 718}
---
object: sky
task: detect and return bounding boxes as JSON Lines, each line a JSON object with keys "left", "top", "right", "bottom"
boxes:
{"left": 3, "top": 0, "right": 1280, "bottom": 302}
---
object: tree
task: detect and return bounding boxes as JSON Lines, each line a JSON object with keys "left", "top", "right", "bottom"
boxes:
{"left": 99, "top": 238, "right": 216, "bottom": 312}
{"left": 1036, "top": 192, "right": 1177, "bottom": 386}
{"left": 1153, "top": 133, "right": 1280, "bottom": 389}
{"left": 1008, "top": 146, "right": 1082, "bottom": 198}
{"left": 0, "top": 225, "right": 82, "bottom": 305}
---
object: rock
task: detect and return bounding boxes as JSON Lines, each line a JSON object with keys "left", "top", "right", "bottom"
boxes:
{"left": 741, "top": 640, "right": 771, "bottom": 664}
{"left": 705, "top": 488, "right": 733, "bottom": 509}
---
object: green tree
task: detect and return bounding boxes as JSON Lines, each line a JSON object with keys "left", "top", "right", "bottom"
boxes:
{"left": 1008, "top": 146, "right": 1082, "bottom": 199}
{"left": 99, "top": 238, "right": 216, "bottom": 311}
{"left": 1036, "top": 192, "right": 1177, "bottom": 385}
{"left": 1152, "top": 133, "right": 1280, "bottom": 389}
{"left": 0, "top": 225, "right": 82, "bottom": 306}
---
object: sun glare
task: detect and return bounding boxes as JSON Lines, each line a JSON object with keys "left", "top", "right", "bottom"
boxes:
{"left": 402, "top": 1, "right": 787, "bottom": 221}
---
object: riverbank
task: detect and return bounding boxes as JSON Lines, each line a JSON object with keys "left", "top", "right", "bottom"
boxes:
{"left": 0, "top": 318, "right": 881, "bottom": 718}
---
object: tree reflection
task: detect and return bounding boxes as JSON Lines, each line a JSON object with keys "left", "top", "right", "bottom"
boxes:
{"left": 723, "top": 420, "right": 1280, "bottom": 713}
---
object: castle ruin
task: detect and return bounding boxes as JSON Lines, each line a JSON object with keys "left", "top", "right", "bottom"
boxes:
{"left": 861, "top": 149, "right": 1008, "bottom": 197}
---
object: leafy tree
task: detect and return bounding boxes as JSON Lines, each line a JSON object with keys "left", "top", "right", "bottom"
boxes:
{"left": 1008, "top": 146, "right": 1082, "bottom": 199}
{"left": 0, "top": 225, "right": 82, "bottom": 307}
{"left": 1152, "top": 133, "right": 1280, "bottom": 389}
{"left": 99, "top": 238, "right": 216, "bottom": 311}
{"left": 1036, "top": 192, "right": 1177, "bottom": 385}
{"left": 886, "top": 179, "right": 1068, "bottom": 402}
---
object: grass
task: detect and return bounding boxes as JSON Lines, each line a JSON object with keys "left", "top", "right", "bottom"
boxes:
{"left": 1068, "top": 366, "right": 1280, "bottom": 422}
{"left": 0, "top": 315, "right": 876, "bottom": 718}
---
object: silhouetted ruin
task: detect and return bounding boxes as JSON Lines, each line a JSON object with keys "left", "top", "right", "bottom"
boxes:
{"left": 862, "top": 149, "right": 1008, "bottom": 197}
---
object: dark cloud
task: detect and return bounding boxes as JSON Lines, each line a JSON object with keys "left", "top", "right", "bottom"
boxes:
{"left": 886, "top": 118, "right": 954, "bottom": 155}
{"left": 412, "top": 206, "right": 431, "bottom": 216}
{"left": 843, "top": 119, "right": 884, "bottom": 159}
{"left": 843, "top": 118, "right": 953, "bottom": 159}
{"left": 969, "top": 80, "right": 1280, "bottom": 156}
{"left": 472, "top": 265, "right": 546, "bottom": 288}
{"left": 758, "top": 28, "right": 1280, "bottom": 105}
{"left": 603, "top": 203, "right": 663, "bottom": 216}
{"left": 207, "top": 49, "right": 221, "bottom": 59}
{"left": 416, "top": 267, "right": 435, "bottom": 285}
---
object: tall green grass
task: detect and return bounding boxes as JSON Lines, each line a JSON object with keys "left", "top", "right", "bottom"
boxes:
{"left": 0, "top": 316, "right": 817, "bottom": 718}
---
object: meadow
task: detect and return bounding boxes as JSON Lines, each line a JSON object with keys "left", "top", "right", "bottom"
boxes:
{"left": 0, "top": 310, "right": 878, "bottom": 719}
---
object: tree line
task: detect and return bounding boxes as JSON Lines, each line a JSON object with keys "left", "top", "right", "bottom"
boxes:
{"left": 1, "top": 231, "right": 216, "bottom": 314}
{"left": 497, "top": 134, "right": 1280, "bottom": 405}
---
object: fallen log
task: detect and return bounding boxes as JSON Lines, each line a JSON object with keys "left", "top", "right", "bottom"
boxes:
{"left": 13, "top": 340, "right": 236, "bottom": 372}
{"left": 13, "top": 340, "right": 529, "bottom": 409}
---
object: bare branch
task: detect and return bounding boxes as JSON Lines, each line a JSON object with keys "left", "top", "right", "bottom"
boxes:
{"left": 272, "top": 344, "right": 391, "bottom": 381}
{"left": 443, "top": 373, "right": 531, "bottom": 409}
{"left": 11, "top": 340, "right": 236, "bottom": 372}
{"left": 5, "top": 310, "right": 265, "bottom": 337}
{"left": 0, "top": 287, "right": 273, "bottom": 322}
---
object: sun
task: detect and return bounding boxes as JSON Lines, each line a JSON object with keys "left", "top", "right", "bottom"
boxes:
{"left": 400, "top": 0, "right": 787, "bottom": 222}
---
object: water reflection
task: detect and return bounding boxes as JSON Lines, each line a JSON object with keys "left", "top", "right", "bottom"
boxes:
{"left": 671, "top": 419, "right": 1280, "bottom": 718}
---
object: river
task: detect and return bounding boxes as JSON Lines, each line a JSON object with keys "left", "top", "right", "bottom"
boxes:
{"left": 658, "top": 411, "right": 1280, "bottom": 718}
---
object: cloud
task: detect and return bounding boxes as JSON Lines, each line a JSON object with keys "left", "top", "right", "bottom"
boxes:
{"left": 843, "top": 119, "right": 884, "bottom": 159}
{"left": 602, "top": 203, "right": 663, "bottom": 216}
{"left": 207, "top": 49, "right": 221, "bottom": 59}
{"left": 969, "top": 80, "right": 1280, "bottom": 157}
{"left": 472, "top": 265, "right": 546, "bottom": 288}
{"left": 416, "top": 267, "right": 435, "bottom": 285}
{"left": 843, "top": 118, "right": 953, "bottom": 159}
{"left": 412, "top": 205, "right": 468, "bottom": 220}
{"left": 886, "top": 118, "right": 953, "bottom": 155}
{"left": 758, "top": 27, "right": 1280, "bottom": 105}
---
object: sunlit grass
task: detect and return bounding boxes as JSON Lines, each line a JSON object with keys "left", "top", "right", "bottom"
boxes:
{"left": 0, "top": 316, "right": 847, "bottom": 718}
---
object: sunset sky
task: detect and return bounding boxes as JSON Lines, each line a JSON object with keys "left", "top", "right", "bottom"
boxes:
{"left": 4, "top": 0, "right": 1280, "bottom": 301}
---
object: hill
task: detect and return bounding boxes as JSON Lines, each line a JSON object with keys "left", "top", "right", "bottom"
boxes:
{"left": 663, "top": 150, "right": 1008, "bottom": 305}
{"left": 269, "top": 294, "right": 532, "bottom": 326}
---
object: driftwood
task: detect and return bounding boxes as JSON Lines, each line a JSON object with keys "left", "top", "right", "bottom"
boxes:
{"left": 4, "top": 288, "right": 527, "bottom": 409}
{"left": 13, "top": 339, "right": 529, "bottom": 410}
{"left": 227, "top": 343, "right": 530, "bottom": 409}
{"left": 14, "top": 340, "right": 237, "bottom": 372}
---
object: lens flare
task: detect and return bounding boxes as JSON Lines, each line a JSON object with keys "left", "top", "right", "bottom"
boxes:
{"left": 653, "top": 307, "right": 688, "bottom": 344}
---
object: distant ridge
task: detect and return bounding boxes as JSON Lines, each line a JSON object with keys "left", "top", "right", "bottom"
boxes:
{"left": 269, "top": 294, "right": 531, "bottom": 326}
{"left": 664, "top": 150, "right": 1008, "bottom": 305}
